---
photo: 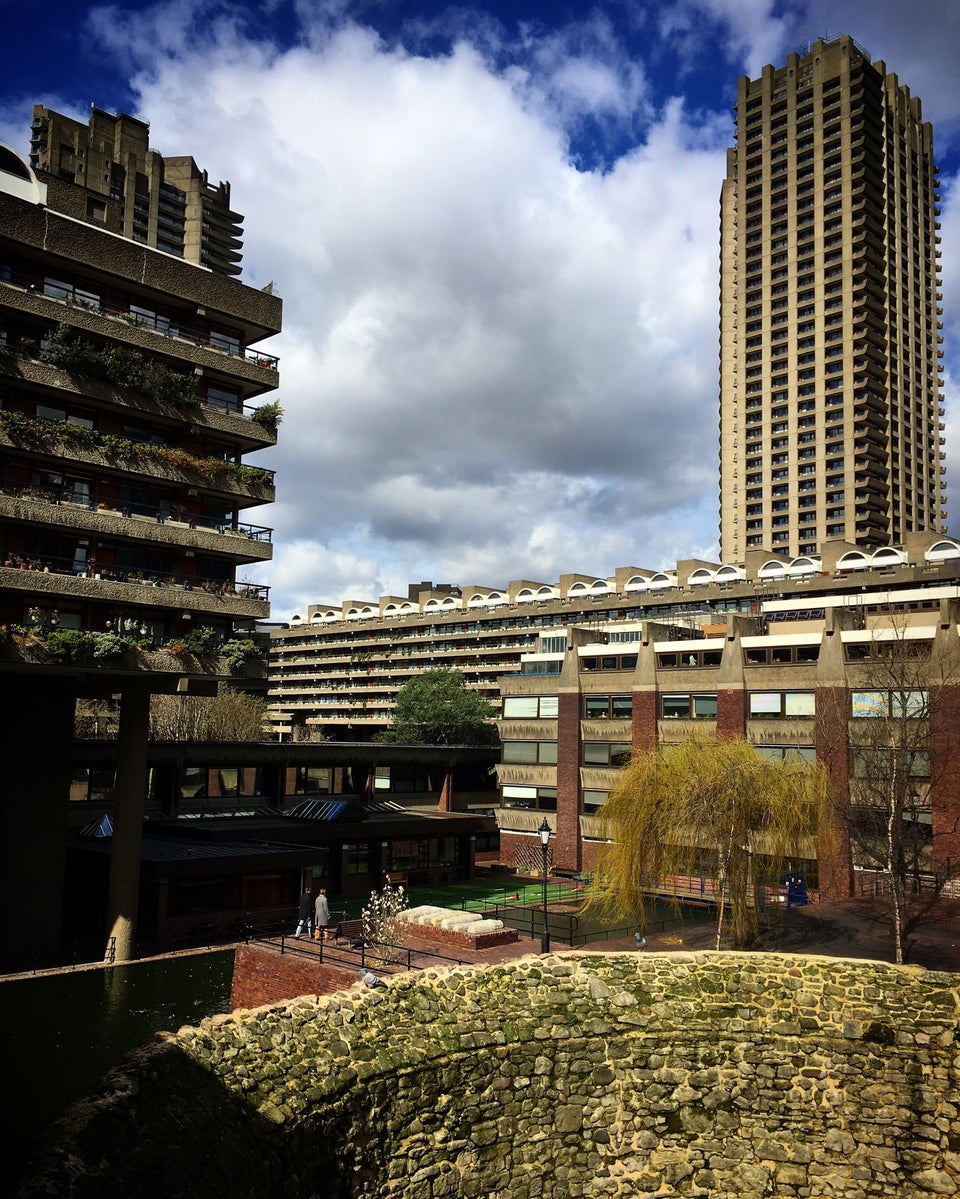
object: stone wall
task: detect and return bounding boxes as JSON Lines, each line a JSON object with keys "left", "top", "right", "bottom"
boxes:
{"left": 20, "top": 953, "right": 960, "bottom": 1198}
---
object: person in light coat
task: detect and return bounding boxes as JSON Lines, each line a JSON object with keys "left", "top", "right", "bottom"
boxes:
{"left": 314, "top": 888, "right": 331, "bottom": 940}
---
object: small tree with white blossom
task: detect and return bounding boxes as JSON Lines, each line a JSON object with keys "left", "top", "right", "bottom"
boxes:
{"left": 361, "top": 883, "right": 409, "bottom": 962}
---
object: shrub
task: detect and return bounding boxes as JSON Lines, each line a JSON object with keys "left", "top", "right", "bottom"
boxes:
{"left": 43, "top": 630, "right": 95, "bottom": 663}
{"left": 183, "top": 626, "right": 220, "bottom": 656}
{"left": 90, "top": 632, "right": 133, "bottom": 660}
{"left": 218, "top": 638, "right": 260, "bottom": 672}
{"left": 250, "top": 401, "right": 283, "bottom": 433}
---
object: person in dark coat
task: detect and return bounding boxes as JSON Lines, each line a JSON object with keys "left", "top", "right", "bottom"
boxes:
{"left": 295, "top": 886, "right": 313, "bottom": 938}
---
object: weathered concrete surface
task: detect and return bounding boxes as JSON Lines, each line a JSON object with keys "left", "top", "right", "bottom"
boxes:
{"left": 18, "top": 952, "right": 960, "bottom": 1198}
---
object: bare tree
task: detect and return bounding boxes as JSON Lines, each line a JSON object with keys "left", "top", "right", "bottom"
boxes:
{"left": 149, "top": 686, "right": 269, "bottom": 741}
{"left": 595, "top": 737, "right": 827, "bottom": 948}
{"left": 820, "top": 614, "right": 960, "bottom": 964}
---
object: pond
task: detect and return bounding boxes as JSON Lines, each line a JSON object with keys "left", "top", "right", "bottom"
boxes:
{"left": 3, "top": 949, "right": 234, "bottom": 1188}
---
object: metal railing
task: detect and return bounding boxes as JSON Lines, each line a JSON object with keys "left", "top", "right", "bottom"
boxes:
{"left": 1, "top": 550, "right": 269, "bottom": 602}
{"left": 0, "top": 480, "right": 272, "bottom": 541}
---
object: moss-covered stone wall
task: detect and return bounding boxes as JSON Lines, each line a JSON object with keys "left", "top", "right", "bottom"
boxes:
{"left": 20, "top": 952, "right": 960, "bottom": 1198}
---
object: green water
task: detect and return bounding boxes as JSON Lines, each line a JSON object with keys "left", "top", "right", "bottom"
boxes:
{"left": 2, "top": 950, "right": 234, "bottom": 1188}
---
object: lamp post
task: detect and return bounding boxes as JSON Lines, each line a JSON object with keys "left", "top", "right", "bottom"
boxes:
{"left": 538, "top": 817, "right": 551, "bottom": 953}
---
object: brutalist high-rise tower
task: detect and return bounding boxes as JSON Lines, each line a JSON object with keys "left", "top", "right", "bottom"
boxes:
{"left": 719, "top": 36, "right": 945, "bottom": 562}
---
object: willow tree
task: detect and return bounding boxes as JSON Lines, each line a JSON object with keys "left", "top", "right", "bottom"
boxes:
{"left": 595, "top": 737, "right": 827, "bottom": 948}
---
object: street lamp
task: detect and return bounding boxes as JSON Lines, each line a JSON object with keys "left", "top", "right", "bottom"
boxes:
{"left": 538, "top": 817, "right": 551, "bottom": 953}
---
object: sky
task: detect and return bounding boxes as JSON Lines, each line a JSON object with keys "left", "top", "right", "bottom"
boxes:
{"left": 1, "top": 0, "right": 958, "bottom": 620}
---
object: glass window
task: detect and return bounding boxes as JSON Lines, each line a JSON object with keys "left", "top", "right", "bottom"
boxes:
{"left": 345, "top": 842, "right": 374, "bottom": 875}
{"left": 583, "top": 743, "right": 631, "bottom": 766}
{"left": 582, "top": 789, "right": 609, "bottom": 813}
{"left": 502, "top": 742, "right": 556, "bottom": 764}
{"left": 750, "top": 691, "right": 815, "bottom": 718}
{"left": 893, "top": 691, "right": 927, "bottom": 718}
{"left": 503, "top": 696, "right": 537, "bottom": 718}
{"left": 502, "top": 785, "right": 537, "bottom": 809}
{"left": 785, "top": 692, "right": 815, "bottom": 717}
{"left": 852, "top": 691, "right": 890, "bottom": 718}
{"left": 662, "top": 694, "right": 717, "bottom": 719}
{"left": 296, "top": 767, "right": 332, "bottom": 795}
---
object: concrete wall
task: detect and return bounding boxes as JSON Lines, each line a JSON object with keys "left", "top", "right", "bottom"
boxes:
{"left": 20, "top": 953, "right": 960, "bottom": 1198}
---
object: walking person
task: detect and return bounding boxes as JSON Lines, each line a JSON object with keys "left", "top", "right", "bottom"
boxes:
{"left": 294, "top": 885, "right": 313, "bottom": 939}
{"left": 314, "top": 887, "right": 331, "bottom": 941}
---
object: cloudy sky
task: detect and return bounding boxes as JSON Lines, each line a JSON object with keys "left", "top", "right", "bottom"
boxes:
{"left": 1, "top": 0, "right": 958, "bottom": 619}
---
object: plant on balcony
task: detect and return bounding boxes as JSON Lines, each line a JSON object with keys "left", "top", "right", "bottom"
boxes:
{"left": 250, "top": 400, "right": 283, "bottom": 433}
{"left": 218, "top": 638, "right": 260, "bottom": 672}
{"left": 183, "top": 625, "right": 220, "bottom": 656}
{"left": 42, "top": 629, "right": 133, "bottom": 663}
{"left": 40, "top": 324, "right": 198, "bottom": 409}
{"left": 0, "top": 411, "right": 272, "bottom": 495}
{"left": 225, "top": 462, "right": 274, "bottom": 489}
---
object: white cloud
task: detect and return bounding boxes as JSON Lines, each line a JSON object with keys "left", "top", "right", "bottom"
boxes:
{"left": 107, "top": 11, "right": 730, "bottom": 616}
{"left": 48, "top": 0, "right": 960, "bottom": 618}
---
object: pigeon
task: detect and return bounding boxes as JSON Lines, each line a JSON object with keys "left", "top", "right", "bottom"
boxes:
{"left": 634, "top": 933, "right": 646, "bottom": 949}
{"left": 360, "top": 967, "right": 386, "bottom": 988}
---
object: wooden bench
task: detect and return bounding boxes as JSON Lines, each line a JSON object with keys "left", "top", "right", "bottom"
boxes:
{"left": 336, "top": 918, "right": 365, "bottom": 947}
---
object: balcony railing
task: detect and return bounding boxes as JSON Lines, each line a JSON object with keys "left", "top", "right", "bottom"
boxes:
{"left": 0, "top": 551, "right": 269, "bottom": 602}
{"left": 0, "top": 267, "right": 279, "bottom": 370}
{"left": 0, "top": 479, "right": 272, "bottom": 541}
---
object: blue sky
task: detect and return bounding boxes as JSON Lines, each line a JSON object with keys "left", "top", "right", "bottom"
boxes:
{"left": 1, "top": 0, "right": 958, "bottom": 618}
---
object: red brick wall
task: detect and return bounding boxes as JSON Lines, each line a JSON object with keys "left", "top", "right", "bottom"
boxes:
{"left": 929, "top": 683, "right": 960, "bottom": 871}
{"left": 498, "top": 831, "right": 521, "bottom": 869}
{"left": 716, "top": 689, "right": 746, "bottom": 740}
{"left": 581, "top": 840, "right": 605, "bottom": 876}
{"left": 815, "top": 685, "right": 854, "bottom": 900}
{"left": 555, "top": 691, "right": 582, "bottom": 874}
{"left": 230, "top": 943, "right": 358, "bottom": 1010}
{"left": 632, "top": 689, "right": 658, "bottom": 752}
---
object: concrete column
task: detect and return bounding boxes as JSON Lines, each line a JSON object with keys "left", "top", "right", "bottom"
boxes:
{"left": 0, "top": 673, "right": 76, "bottom": 967}
{"left": 104, "top": 686, "right": 151, "bottom": 962}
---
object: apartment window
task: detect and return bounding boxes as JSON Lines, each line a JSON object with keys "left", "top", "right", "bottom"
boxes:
{"left": 852, "top": 748, "right": 930, "bottom": 779}
{"left": 661, "top": 693, "right": 718, "bottom": 720}
{"left": 851, "top": 690, "right": 927, "bottom": 717}
{"left": 754, "top": 746, "right": 817, "bottom": 765}
{"left": 581, "top": 655, "right": 637, "bottom": 672}
{"left": 502, "top": 695, "right": 559, "bottom": 718}
{"left": 745, "top": 645, "right": 819, "bottom": 665}
{"left": 502, "top": 785, "right": 557, "bottom": 811}
{"left": 502, "top": 741, "right": 558, "bottom": 764}
{"left": 657, "top": 649, "right": 723, "bottom": 668}
{"left": 584, "top": 695, "right": 633, "bottom": 719}
{"left": 583, "top": 743, "right": 632, "bottom": 767}
{"left": 582, "top": 789, "right": 609, "bottom": 814}
{"left": 749, "top": 691, "right": 815, "bottom": 718}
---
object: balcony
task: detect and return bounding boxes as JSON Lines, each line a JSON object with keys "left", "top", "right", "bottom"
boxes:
{"left": 0, "top": 554, "right": 269, "bottom": 616}
{"left": 0, "top": 267, "right": 279, "bottom": 375}
{"left": 0, "top": 483, "right": 272, "bottom": 559}
{"left": 0, "top": 412, "right": 275, "bottom": 504}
